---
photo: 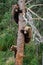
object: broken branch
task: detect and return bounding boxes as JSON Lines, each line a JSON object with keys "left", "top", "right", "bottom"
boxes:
{"left": 27, "top": 8, "right": 43, "bottom": 21}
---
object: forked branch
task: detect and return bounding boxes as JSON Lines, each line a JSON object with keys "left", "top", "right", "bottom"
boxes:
{"left": 27, "top": 8, "right": 43, "bottom": 21}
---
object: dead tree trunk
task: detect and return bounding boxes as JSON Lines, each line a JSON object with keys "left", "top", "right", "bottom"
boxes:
{"left": 15, "top": 0, "right": 26, "bottom": 65}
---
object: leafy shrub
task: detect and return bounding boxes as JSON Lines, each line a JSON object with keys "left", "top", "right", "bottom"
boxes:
{"left": 0, "top": 51, "right": 14, "bottom": 65}
{"left": 0, "top": 32, "right": 14, "bottom": 51}
{"left": 23, "top": 41, "right": 38, "bottom": 65}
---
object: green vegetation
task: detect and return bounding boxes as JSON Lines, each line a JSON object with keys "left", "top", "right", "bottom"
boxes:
{"left": 0, "top": 50, "right": 14, "bottom": 65}
{"left": 23, "top": 42, "right": 38, "bottom": 65}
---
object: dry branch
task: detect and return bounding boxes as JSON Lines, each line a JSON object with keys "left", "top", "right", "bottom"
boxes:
{"left": 29, "top": 4, "right": 43, "bottom": 8}
{"left": 32, "top": 18, "right": 43, "bottom": 20}
{"left": 25, "top": 0, "right": 32, "bottom": 5}
{"left": 27, "top": 8, "right": 43, "bottom": 21}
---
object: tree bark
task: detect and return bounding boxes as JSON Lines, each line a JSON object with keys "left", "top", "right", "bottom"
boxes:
{"left": 15, "top": 0, "right": 26, "bottom": 65}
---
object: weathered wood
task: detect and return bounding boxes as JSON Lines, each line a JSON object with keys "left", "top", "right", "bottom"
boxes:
{"left": 15, "top": 0, "right": 26, "bottom": 65}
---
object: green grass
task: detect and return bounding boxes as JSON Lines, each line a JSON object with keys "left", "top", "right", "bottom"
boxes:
{"left": 0, "top": 50, "right": 14, "bottom": 65}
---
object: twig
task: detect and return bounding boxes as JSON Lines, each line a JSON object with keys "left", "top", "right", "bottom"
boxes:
{"left": 32, "top": 18, "right": 43, "bottom": 20}
{"left": 25, "top": 0, "right": 32, "bottom": 5}
{"left": 29, "top": 4, "right": 43, "bottom": 8}
{"left": 27, "top": 8, "right": 43, "bottom": 21}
